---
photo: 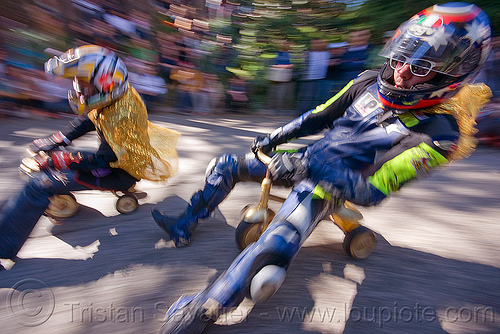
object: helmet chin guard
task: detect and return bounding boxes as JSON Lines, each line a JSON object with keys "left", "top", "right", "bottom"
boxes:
{"left": 377, "top": 2, "right": 491, "bottom": 110}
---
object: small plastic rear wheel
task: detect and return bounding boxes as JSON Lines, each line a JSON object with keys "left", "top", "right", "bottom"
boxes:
{"left": 343, "top": 226, "right": 377, "bottom": 259}
{"left": 45, "top": 194, "right": 79, "bottom": 218}
{"left": 116, "top": 194, "right": 139, "bottom": 214}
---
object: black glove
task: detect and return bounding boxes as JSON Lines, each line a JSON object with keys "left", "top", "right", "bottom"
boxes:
{"left": 251, "top": 134, "right": 274, "bottom": 154}
{"left": 30, "top": 131, "right": 70, "bottom": 153}
{"left": 268, "top": 152, "right": 308, "bottom": 187}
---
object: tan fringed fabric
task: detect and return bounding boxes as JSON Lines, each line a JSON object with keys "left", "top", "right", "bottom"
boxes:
{"left": 424, "top": 83, "right": 492, "bottom": 161}
{"left": 88, "top": 85, "right": 180, "bottom": 181}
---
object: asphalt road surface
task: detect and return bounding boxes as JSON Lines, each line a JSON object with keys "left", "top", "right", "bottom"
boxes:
{"left": 0, "top": 110, "right": 499, "bottom": 334}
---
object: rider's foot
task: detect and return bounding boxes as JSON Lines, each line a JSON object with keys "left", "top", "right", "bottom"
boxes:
{"left": 151, "top": 208, "right": 191, "bottom": 247}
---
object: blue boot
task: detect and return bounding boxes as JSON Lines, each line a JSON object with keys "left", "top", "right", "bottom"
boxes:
{"left": 152, "top": 191, "right": 210, "bottom": 247}
{"left": 153, "top": 153, "right": 245, "bottom": 247}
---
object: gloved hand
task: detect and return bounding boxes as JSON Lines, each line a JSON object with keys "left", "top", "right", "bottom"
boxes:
{"left": 268, "top": 152, "right": 308, "bottom": 187}
{"left": 33, "top": 152, "right": 53, "bottom": 170}
{"left": 251, "top": 134, "right": 274, "bottom": 154}
{"left": 30, "top": 131, "right": 70, "bottom": 153}
{"left": 50, "top": 151, "right": 82, "bottom": 171}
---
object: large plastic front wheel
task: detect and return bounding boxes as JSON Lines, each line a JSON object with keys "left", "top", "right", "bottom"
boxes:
{"left": 45, "top": 194, "right": 79, "bottom": 218}
{"left": 235, "top": 220, "right": 267, "bottom": 251}
{"left": 235, "top": 206, "right": 275, "bottom": 251}
{"left": 343, "top": 226, "right": 377, "bottom": 259}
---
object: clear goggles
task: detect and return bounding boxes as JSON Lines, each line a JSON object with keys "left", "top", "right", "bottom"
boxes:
{"left": 389, "top": 54, "right": 436, "bottom": 77}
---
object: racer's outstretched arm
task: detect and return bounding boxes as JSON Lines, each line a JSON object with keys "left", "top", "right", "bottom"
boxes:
{"left": 59, "top": 114, "right": 97, "bottom": 141}
{"left": 30, "top": 115, "right": 96, "bottom": 152}
{"left": 49, "top": 149, "right": 117, "bottom": 172}
{"left": 253, "top": 71, "right": 379, "bottom": 152}
{"left": 33, "top": 115, "right": 117, "bottom": 172}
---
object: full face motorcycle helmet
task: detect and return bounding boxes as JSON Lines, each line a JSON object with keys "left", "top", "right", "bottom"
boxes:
{"left": 378, "top": 2, "right": 491, "bottom": 110}
{"left": 45, "top": 45, "right": 129, "bottom": 114}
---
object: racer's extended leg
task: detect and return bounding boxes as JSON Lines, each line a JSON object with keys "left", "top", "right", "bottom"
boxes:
{"left": 152, "top": 153, "right": 267, "bottom": 247}
{"left": 158, "top": 180, "right": 332, "bottom": 333}
{"left": 0, "top": 170, "right": 88, "bottom": 261}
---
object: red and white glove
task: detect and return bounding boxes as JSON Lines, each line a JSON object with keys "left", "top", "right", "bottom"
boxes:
{"left": 33, "top": 152, "right": 52, "bottom": 170}
{"left": 50, "top": 151, "right": 82, "bottom": 170}
{"left": 30, "top": 131, "right": 71, "bottom": 153}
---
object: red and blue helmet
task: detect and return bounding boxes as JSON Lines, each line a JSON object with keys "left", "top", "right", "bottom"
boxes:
{"left": 377, "top": 2, "right": 491, "bottom": 110}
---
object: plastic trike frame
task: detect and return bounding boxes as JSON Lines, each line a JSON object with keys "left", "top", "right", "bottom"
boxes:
{"left": 234, "top": 150, "right": 377, "bottom": 259}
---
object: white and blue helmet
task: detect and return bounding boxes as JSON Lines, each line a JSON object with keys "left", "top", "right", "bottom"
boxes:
{"left": 45, "top": 45, "right": 129, "bottom": 114}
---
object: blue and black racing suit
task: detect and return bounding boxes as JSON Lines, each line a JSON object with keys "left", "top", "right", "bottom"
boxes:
{"left": 155, "top": 70, "right": 461, "bottom": 325}
{"left": 187, "top": 70, "right": 459, "bottom": 220}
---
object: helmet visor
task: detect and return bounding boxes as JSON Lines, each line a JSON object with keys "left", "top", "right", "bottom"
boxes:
{"left": 379, "top": 20, "right": 483, "bottom": 77}
{"left": 44, "top": 45, "right": 104, "bottom": 79}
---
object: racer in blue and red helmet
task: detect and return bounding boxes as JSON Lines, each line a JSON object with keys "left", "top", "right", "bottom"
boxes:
{"left": 377, "top": 2, "right": 491, "bottom": 110}
{"left": 151, "top": 3, "right": 492, "bottom": 332}
{"left": 153, "top": 2, "right": 492, "bottom": 247}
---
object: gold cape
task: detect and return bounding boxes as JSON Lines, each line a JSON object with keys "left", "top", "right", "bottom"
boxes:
{"left": 88, "top": 85, "right": 180, "bottom": 182}
{"left": 424, "top": 83, "right": 492, "bottom": 161}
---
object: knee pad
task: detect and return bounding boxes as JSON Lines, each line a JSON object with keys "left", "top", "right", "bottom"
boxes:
{"left": 199, "top": 154, "right": 242, "bottom": 213}
{"left": 250, "top": 264, "right": 286, "bottom": 303}
{"left": 204, "top": 157, "right": 217, "bottom": 182}
{"left": 205, "top": 154, "right": 239, "bottom": 184}
{"left": 246, "top": 222, "right": 301, "bottom": 303}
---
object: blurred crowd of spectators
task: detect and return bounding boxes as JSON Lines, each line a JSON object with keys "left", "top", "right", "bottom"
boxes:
{"left": 1, "top": 0, "right": 499, "bottom": 119}
{"left": 0, "top": 0, "right": 238, "bottom": 116}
